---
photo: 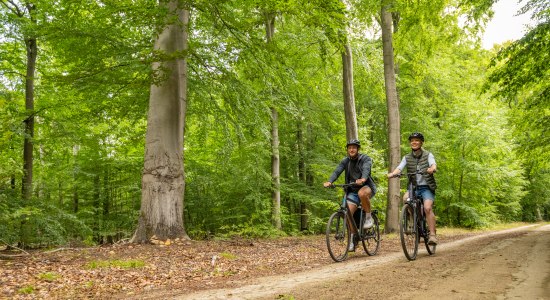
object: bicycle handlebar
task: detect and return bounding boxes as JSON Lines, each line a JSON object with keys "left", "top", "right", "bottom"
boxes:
{"left": 389, "top": 171, "right": 425, "bottom": 179}
{"left": 326, "top": 182, "right": 360, "bottom": 189}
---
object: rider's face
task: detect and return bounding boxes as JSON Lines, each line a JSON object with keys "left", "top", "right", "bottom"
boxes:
{"left": 410, "top": 138, "right": 423, "bottom": 151}
{"left": 347, "top": 145, "right": 359, "bottom": 158}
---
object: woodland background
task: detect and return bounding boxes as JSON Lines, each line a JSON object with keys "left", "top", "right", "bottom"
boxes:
{"left": 0, "top": 0, "right": 548, "bottom": 247}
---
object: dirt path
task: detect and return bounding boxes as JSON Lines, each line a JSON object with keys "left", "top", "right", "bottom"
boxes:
{"left": 175, "top": 224, "right": 550, "bottom": 300}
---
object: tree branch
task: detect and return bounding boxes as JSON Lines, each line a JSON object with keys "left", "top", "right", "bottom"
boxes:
{"left": 1, "top": 0, "right": 23, "bottom": 17}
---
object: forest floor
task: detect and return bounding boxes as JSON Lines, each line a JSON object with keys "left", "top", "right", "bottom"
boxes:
{"left": 1, "top": 223, "right": 549, "bottom": 299}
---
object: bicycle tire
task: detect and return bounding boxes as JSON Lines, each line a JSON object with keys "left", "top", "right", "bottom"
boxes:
{"left": 362, "top": 213, "right": 380, "bottom": 256}
{"left": 399, "top": 204, "right": 419, "bottom": 261}
{"left": 326, "top": 211, "right": 349, "bottom": 262}
{"left": 422, "top": 218, "right": 436, "bottom": 255}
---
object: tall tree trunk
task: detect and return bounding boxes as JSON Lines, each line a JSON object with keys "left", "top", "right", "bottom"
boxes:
{"left": 342, "top": 44, "right": 358, "bottom": 140}
{"left": 306, "top": 121, "right": 314, "bottom": 187}
{"left": 73, "top": 186, "right": 79, "bottom": 213}
{"left": 131, "top": 1, "right": 190, "bottom": 243}
{"left": 72, "top": 145, "right": 79, "bottom": 213}
{"left": 271, "top": 107, "right": 282, "bottom": 230}
{"left": 457, "top": 143, "right": 465, "bottom": 226}
{"left": 103, "top": 167, "right": 110, "bottom": 222}
{"left": 381, "top": 4, "right": 401, "bottom": 233}
{"left": 265, "top": 12, "right": 282, "bottom": 230}
{"left": 93, "top": 174, "right": 101, "bottom": 243}
{"left": 22, "top": 34, "right": 37, "bottom": 201}
{"left": 297, "top": 121, "right": 308, "bottom": 231}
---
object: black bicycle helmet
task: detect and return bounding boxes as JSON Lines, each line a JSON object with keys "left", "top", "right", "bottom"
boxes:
{"left": 408, "top": 132, "right": 425, "bottom": 142}
{"left": 346, "top": 139, "right": 361, "bottom": 148}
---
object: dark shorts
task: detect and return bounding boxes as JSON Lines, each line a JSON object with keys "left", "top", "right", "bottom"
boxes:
{"left": 346, "top": 192, "right": 361, "bottom": 206}
{"left": 346, "top": 186, "right": 376, "bottom": 206}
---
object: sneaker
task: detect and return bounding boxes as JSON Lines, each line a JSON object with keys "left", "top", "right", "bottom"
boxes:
{"left": 348, "top": 234, "right": 356, "bottom": 252}
{"left": 363, "top": 214, "right": 374, "bottom": 229}
{"left": 428, "top": 234, "right": 438, "bottom": 245}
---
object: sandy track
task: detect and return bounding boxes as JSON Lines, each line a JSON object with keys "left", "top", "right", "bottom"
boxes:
{"left": 174, "top": 224, "right": 550, "bottom": 300}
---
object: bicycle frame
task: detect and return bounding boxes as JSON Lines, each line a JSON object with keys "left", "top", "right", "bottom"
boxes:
{"left": 325, "top": 183, "right": 380, "bottom": 262}
{"left": 335, "top": 183, "right": 364, "bottom": 235}
{"left": 396, "top": 171, "right": 436, "bottom": 260}
{"left": 405, "top": 173, "right": 428, "bottom": 240}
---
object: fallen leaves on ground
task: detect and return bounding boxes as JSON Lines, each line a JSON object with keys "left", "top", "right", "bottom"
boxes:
{"left": 0, "top": 233, "right": 474, "bottom": 299}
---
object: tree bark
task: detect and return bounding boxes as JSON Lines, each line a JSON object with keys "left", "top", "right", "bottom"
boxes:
{"left": 265, "top": 12, "right": 282, "bottom": 230}
{"left": 342, "top": 44, "right": 358, "bottom": 141}
{"left": 297, "top": 121, "right": 308, "bottom": 231}
{"left": 131, "top": 1, "right": 190, "bottom": 243}
{"left": 72, "top": 145, "right": 79, "bottom": 213}
{"left": 381, "top": 5, "right": 401, "bottom": 233}
{"left": 22, "top": 34, "right": 37, "bottom": 201}
{"left": 271, "top": 107, "right": 281, "bottom": 230}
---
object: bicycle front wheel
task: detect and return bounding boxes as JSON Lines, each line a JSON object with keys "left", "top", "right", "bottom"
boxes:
{"left": 362, "top": 213, "right": 380, "bottom": 256}
{"left": 326, "top": 211, "right": 349, "bottom": 262}
{"left": 422, "top": 218, "right": 436, "bottom": 255}
{"left": 399, "top": 204, "right": 419, "bottom": 261}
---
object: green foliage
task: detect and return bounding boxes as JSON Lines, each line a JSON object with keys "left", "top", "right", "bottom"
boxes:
{"left": 0, "top": 196, "right": 18, "bottom": 243}
{"left": 38, "top": 272, "right": 60, "bottom": 282}
{"left": 86, "top": 259, "right": 145, "bottom": 269}
{"left": 484, "top": 0, "right": 550, "bottom": 222}
{"left": 218, "top": 222, "right": 287, "bottom": 239}
{"left": 219, "top": 252, "right": 238, "bottom": 260}
{"left": 16, "top": 201, "right": 93, "bottom": 247}
{"left": 447, "top": 202, "right": 488, "bottom": 228}
{"left": 18, "top": 286, "right": 35, "bottom": 295}
{"left": 1, "top": 0, "right": 545, "bottom": 247}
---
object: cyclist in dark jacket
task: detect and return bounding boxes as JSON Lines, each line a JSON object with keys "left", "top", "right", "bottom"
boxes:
{"left": 324, "top": 139, "right": 376, "bottom": 251}
{"left": 388, "top": 132, "right": 438, "bottom": 245}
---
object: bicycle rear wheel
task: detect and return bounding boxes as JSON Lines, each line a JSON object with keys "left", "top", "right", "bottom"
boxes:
{"left": 399, "top": 204, "right": 419, "bottom": 261}
{"left": 362, "top": 212, "right": 380, "bottom": 256}
{"left": 326, "top": 211, "right": 349, "bottom": 262}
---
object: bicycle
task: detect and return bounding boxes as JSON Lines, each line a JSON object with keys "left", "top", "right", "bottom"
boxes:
{"left": 325, "top": 183, "right": 380, "bottom": 262}
{"left": 391, "top": 171, "right": 436, "bottom": 260}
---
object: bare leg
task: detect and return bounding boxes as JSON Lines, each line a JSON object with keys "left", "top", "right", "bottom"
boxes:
{"left": 347, "top": 202, "right": 358, "bottom": 234}
{"left": 424, "top": 200, "right": 436, "bottom": 235}
{"left": 358, "top": 186, "right": 372, "bottom": 213}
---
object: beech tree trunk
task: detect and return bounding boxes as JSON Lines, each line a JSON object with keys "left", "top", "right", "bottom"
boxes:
{"left": 342, "top": 43, "right": 359, "bottom": 141}
{"left": 132, "top": 1, "right": 190, "bottom": 243}
{"left": 381, "top": 5, "right": 401, "bottom": 233}
{"left": 265, "top": 12, "right": 282, "bottom": 230}
{"left": 297, "top": 121, "right": 308, "bottom": 231}
{"left": 22, "top": 34, "right": 37, "bottom": 201}
{"left": 271, "top": 107, "right": 281, "bottom": 230}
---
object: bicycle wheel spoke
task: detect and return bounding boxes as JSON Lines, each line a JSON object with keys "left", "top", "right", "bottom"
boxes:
{"left": 326, "top": 211, "right": 349, "bottom": 262}
{"left": 423, "top": 220, "right": 437, "bottom": 255}
{"left": 362, "top": 213, "right": 380, "bottom": 256}
{"left": 400, "top": 204, "right": 419, "bottom": 260}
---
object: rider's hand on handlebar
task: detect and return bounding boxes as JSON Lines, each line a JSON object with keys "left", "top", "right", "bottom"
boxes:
{"left": 323, "top": 182, "right": 333, "bottom": 188}
{"left": 387, "top": 172, "right": 399, "bottom": 178}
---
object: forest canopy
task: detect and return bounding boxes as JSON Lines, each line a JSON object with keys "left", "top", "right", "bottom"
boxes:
{"left": 0, "top": 0, "right": 548, "bottom": 247}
